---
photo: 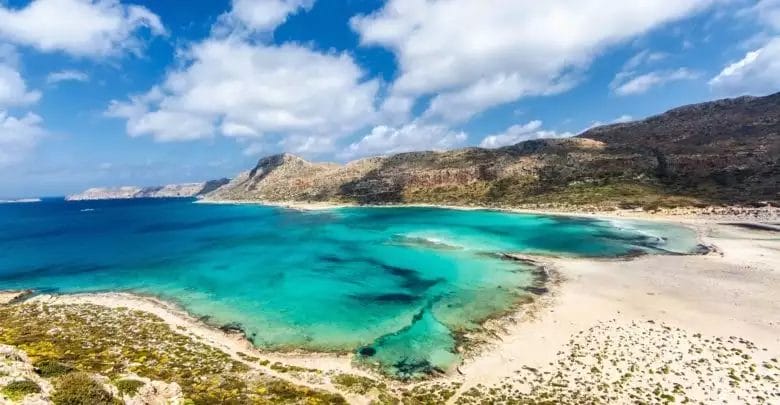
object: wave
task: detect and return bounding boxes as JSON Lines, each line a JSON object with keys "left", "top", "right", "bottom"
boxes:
{"left": 605, "top": 219, "right": 667, "bottom": 246}
{"left": 389, "top": 234, "right": 463, "bottom": 250}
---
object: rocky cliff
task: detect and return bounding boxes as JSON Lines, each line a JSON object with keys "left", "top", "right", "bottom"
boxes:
{"left": 66, "top": 179, "right": 230, "bottom": 201}
{"left": 206, "top": 93, "right": 779, "bottom": 210}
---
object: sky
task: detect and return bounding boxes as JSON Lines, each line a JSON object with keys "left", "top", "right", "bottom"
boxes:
{"left": 0, "top": 0, "right": 779, "bottom": 198}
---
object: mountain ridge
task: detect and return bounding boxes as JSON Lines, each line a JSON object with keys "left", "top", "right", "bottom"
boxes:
{"left": 206, "top": 93, "right": 776, "bottom": 209}
{"left": 206, "top": 93, "right": 779, "bottom": 209}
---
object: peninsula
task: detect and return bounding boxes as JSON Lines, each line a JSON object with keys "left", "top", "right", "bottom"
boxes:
{"left": 66, "top": 179, "right": 230, "bottom": 201}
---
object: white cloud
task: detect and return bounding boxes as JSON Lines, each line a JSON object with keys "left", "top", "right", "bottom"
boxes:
{"left": 611, "top": 68, "right": 699, "bottom": 96}
{"left": 479, "top": 120, "right": 573, "bottom": 149}
{"left": 582, "top": 115, "right": 636, "bottom": 132}
{"left": 46, "top": 69, "right": 89, "bottom": 84}
{"left": 0, "top": 111, "right": 46, "bottom": 167}
{"left": 352, "top": 0, "right": 714, "bottom": 123}
{"left": 709, "top": 37, "right": 780, "bottom": 96}
{"left": 0, "top": 63, "right": 40, "bottom": 107}
{"left": 107, "top": 38, "right": 380, "bottom": 143}
{"left": 0, "top": 0, "right": 165, "bottom": 57}
{"left": 216, "top": 0, "right": 314, "bottom": 34}
{"left": 343, "top": 123, "right": 466, "bottom": 159}
{"left": 623, "top": 50, "right": 668, "bottom": 71}
{"left": 749, "top": 0, "right": 780, "bottom": 31}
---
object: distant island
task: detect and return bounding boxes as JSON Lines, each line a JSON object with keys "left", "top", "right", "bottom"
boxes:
{"left": 66, "top": 179, "right": 230, "bottom": 201}
{"left": 204, "top": 93, "right": 779, "bottom": 212}
{"left": 0, "top": 198, "right": 42, "bottom": 204}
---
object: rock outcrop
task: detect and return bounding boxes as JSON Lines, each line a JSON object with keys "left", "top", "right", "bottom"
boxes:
{"left": 66, "top": 179, "right": 230, "bottom": 201}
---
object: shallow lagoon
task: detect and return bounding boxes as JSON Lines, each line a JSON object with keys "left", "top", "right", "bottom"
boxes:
{"left": 0, "top": 199, "right": 700, "bottom": 376}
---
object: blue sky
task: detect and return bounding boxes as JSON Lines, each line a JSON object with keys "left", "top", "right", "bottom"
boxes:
{"left": 0, "top": 0, "right": 779, "bottom": 197}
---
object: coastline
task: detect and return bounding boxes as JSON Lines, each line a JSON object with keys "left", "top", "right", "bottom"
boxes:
{"left": 196, "top": 198, "right": 779, "bottom": 222}
{"left": 2, "top": 208, "right": 779, "bottom": 403}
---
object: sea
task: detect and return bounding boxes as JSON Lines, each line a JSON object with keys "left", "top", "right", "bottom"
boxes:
{"left": 0, "top": 198, "right": 700, "bottom": 377}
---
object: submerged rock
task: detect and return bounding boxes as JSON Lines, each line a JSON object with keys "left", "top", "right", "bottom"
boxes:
{"left": 358, "top": 346, "right": 376, "bottom": 357}
{"left": 218, "top": 322, "right": 246, "bottom": 335}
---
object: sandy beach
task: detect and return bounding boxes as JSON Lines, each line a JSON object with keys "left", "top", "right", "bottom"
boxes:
{"left": 451, "top": 219, "right": 780, "bottom": 402}
{"left": 2, "top": 209, "right": 779, "bottom": 403}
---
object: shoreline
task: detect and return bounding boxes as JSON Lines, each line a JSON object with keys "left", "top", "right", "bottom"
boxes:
{"left": 196, "top": 198, "right": 779, "bottom": 222}
{"left": 0, "top": 205, "right": 718, "bottom": 371}
{"left": 2, "top": 209, "right": 779, "bottom": 403}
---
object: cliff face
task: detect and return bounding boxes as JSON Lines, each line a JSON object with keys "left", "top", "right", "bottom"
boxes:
{"left": 205, "top": 93, "right": 780, "bottom": 209}
{"left": 66, "top": 179, "right": 230, "bottom": 201}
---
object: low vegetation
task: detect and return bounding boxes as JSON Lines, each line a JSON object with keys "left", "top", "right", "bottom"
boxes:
{"left": 0, "top": 302, "right": 345, "bottom": 404}
{"left": 50, "top": 373, "right": 114, "bottom": 405}
{"left": 113, "top": 379, "right": 145, "bottom": 396}
{"left": 2, "top": 300, "right": 777, "bottom": 404}
{"left": 1, "top": 379, "right": 41, "bottom": 401}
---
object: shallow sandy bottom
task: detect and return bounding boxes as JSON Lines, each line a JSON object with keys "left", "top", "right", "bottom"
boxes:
{"left": 5, "top": 212, "right": 780, "bottom": 403}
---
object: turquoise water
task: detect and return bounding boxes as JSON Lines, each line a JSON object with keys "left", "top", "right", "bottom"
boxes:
{"left": 0, "top": 198, "right": 700, "bottom": 377}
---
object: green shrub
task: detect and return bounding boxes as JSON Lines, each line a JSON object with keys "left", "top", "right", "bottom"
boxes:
{"left": 332, "top": 373, "right": 385, "bottom": 394}
{"left": 114, "top": 379, "right": 145, "bottom": 396}
{"left": 34, "top": 360, "right": 73, "bottom": 378}
{"left": 51, "top": 373, "right": 114, "bottom": 405}
{"left": 1, "top": 379, "right": 41, "bottom": 401}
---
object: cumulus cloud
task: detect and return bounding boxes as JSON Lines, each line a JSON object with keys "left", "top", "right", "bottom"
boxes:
{"left": 0, "top": 0, "right": 165, "bottom": 57}
{"left": 352, "top": 0, "right": 713, "bottom": 123}
{"left": 709, "top": 37, "right": 780, "bottom": 96}
{"left": 0, "top": 63, "right": 40, "bottom": 107}
{"left": 0, "top": 111, "right": 46, "bottom": 167}
{"left": 479, "top": 121, "right": 573, "bottom": 149}
{"left": 46, "top": 69, "right": 89, "bottom": 84}
{"left": 342, "top": 123, "right": 467, "bottom": 159}
{"left": 611, "top": 68, "right": 699, "bottom": 96}
{"left": 107, "top": 38, "right": 380, "bottom": 144}
{"left": 216, "top": 0, "right": 314, "bottom": 34}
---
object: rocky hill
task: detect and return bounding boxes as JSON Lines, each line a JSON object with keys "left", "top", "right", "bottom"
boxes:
{"left": 66, "top": 179, "right": 230, "bottom": 201}
{"left": 205, "top": 93, "right": 779, "bottom": 210}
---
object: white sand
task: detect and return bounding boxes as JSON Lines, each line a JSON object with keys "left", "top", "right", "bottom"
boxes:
{"left": 450, "top": 219, "right": 780, "bottom": 402}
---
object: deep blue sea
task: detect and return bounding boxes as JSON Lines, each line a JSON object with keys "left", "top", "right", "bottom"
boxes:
{"left": 0, "top": 198, "right": 699, "bottom": 376}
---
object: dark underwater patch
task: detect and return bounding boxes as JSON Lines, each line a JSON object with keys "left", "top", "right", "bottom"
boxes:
{"left": 0, "top": 227, "right": 72, "bottom": 243}
{"left": 348, "top": 292, "right": 420, "bottom": 304}
{"left": 0, "top": 263, "right": 112, "bottom": 282}
{"left": 358, "top": 346, "right": 376, "bottom": 357}
{"left": 316, "top": 255, "right": 442, "bottom": 294}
